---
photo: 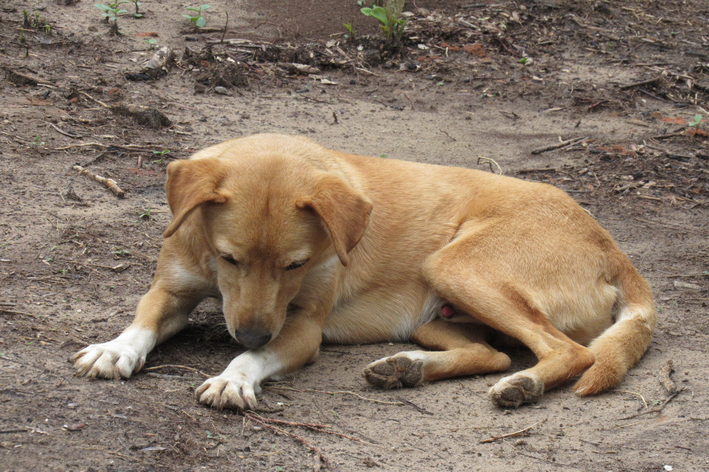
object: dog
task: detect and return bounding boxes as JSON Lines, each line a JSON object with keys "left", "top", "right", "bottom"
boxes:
{"left": 71, "top": 134, "right": 656, "bottom": 409}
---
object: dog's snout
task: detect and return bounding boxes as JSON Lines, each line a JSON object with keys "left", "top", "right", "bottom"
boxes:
{"left": 234, "top": 330, "right": 272, "bottom": 349}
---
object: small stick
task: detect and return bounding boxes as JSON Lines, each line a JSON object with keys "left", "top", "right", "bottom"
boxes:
{"left": 244, "top": 413, "right": 332, "bottom": 470}
{"left": 480, "top": 419, "right": 546, "bottom": 444}
{"left": 266, "top": 386, "right": 404, "bottom": 406}
{"left": 477, "top": 156, "right": 503, "bottom": 175}
{"left": 531, "top": 137, "right": 588, "bottom": 155}
{"left": 246, "top": 412, "right": 382, "bottom": 447}
{"left": 638, "top": 88, "right": 672, "bottom": 103}
{"left": 144, "top": 364, "right": 211, "bottom": 378}
{"left": 72, "top": 165, "right": 125, "bottom": 198}
{"left": 651, "top": 131, "right": 685, "bottom": 140}
{"left": 397, "top": 396, "right": 434, "bottom": 416}
{"left": 79, "top": 91, "right": 112, "bottom": 109}
{"left": 616, "top": 390, "right": 648, "bottom": 409}
{"left": 619, "top": 77, "right": 660, "bottom": 90}
{"left": 0, "top": 308, "right": 37, "bottom": 318}
{"left": 440, "top": 129, "right": 457, "bottom": 141}
{"left": 617, "top": 388, "right": 685, "bottom": 420}
{"left": 46, "top": 121, "right": 83, "bottom": 139}
{"left": 0, "top": 428, "right": 29, "bottom": 434}
{"left": 220, "top": 11, "right": 228, "bottom": 44}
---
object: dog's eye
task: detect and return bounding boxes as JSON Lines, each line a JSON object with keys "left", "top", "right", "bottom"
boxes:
{"left": 285, "top": 259, "right": 309, "bottom": 271}
{"left": 221, "top": 255, "right": 239, "bottom": 266}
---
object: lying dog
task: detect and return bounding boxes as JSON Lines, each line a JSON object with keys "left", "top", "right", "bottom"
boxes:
{"left": 71, "top": 134, "right": 655, "bottom": 409}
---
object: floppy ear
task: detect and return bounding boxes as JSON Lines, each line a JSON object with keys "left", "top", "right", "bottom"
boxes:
{"left": 297, "top": 174, "right": 373, "bottom": 266}
{"left": 163, "top": 159, "right": 228, "bottom": 238}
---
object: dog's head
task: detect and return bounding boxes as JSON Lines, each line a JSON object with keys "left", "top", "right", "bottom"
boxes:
{"left": 163, "top": 147, "right": 372, "bottom": 348}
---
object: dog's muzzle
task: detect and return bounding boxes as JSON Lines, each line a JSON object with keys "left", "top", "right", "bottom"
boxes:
{"left": 234, "top": 330, "right": 272, "bottom": 349}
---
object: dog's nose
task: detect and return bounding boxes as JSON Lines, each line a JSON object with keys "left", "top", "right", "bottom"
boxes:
{"left": 234, "top": 330, "right": 272, "bottom": 349}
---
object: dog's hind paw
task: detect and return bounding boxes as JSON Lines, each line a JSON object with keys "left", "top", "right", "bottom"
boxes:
{"left": 363, "top": 354, "right": 424, "bottom": 389}
{"left": 488, "top": 373, "right": 543, "bottom": 408}
{"left": 195, "top": 376, "right": 258, "bottom": 410}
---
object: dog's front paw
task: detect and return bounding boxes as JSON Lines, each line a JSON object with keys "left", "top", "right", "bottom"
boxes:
{"left": 70, "top": 328, "right": 156, "bottom": 379}
{"left": 195, "top": 376, "right": 259, "bottom": 410}
{"left": 71, "top": 342, "right": 144, "bottom": 379}
{"left": 363, "top": 353, "right": 424, "bottom": 389}
{"left": 488, "top": 373, "right": 543, "bottom": 408}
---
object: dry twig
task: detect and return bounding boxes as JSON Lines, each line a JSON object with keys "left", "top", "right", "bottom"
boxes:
{"left": 245, "top": 411, "right": 381, "bottom": 447}
{"left": 477, "top": 156, "right": 503, "bottom": 175}
{"left": 616, "top": 390, "right": 648, "bottom": 410}
{"left": 144, "top": 364, "right": 211, "bottom": 378}
{"left": 266, "top": 386, "right": 404, "bottom": 406}
{"left": 531, "top": 137, "right": 588, "bottom": 155}
{"left": 480, "top": 419, "right": 546, "bottom": 444}
{"left": 617, "top": 388, "right": 685, "bottom": 420}
{"left": 46, "top": 121, "right": 83, "bottom": 139}
{"left": 72, "top": 165, "right": 125, "bottom": 198}
{"left": 243, "top": 412, "right": 332, "bottom": 470}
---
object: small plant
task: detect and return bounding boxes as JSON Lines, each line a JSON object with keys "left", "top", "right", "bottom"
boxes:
{"left": 144, "top": 38, "right": 157, "bottom": 48}
{"left": 130, "top": 0, "right": 142, "bottom": 18}
{"left": 95, "top": 0, "right": 129, "bottom": 23}
{"left": 33, "top": 135, "right": 45, "bottom": 147}
{"left": 136, "top": 208, "right": 152, "bottom": 220}
{"left": 23, "top": 10, "right": 51, "bottom": 32}
{"left": 361, "top": 0, "right": 408, "bottom": 41}
{"left": 183, "top": 4, "right": 210, "bottom": 29}
{"left": 343, "top": 23, "right": 355, "bottom": 39}
{"left": 152, "top": 149, "right": 170, "bottom": 164}
{"left": 113, "top": 247, "right": 131, "bottom": 257}
{"left": 688, "top": 114, "right": 703, "bottom": 127}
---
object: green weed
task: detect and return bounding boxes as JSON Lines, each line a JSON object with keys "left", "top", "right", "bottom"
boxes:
{"left": 183, "top": 4, "right": 210, "bottom": 29}
{"left": 360, "top": 0, "right": 408, "bottom": 41}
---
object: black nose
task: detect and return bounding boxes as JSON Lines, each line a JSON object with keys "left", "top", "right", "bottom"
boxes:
{"left": 234, "top": 330, "right": 272, "bottom": 349}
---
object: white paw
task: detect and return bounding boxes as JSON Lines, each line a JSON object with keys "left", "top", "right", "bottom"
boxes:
{"left": 195, "top": 374, "right": 260, "bottom": 410}
{"left": 70, "top": 328, "right": 156, "bottom": 380}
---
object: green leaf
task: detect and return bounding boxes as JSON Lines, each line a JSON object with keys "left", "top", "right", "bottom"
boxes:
{"left": 361, "top": 7, "right": 373, "bottom": 16}
{"left": 182, "top": 14, "right": 193, "bottom": 18}
{"left": 94, "top": 4, "right": 113, "bottom": 11}
{"left": 200, "top": 4, "right": 211, "bottom": 11}
{"left": 369, "top": 6, "right": 389, "bottom": 25}
{"left": 195, "top": 16, "right": 206, "bottom": 28}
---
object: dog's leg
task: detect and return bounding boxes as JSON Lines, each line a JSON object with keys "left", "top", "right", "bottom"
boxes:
{"left": 363, "top": 320, "right": 511, "bottom": 388}
{"left": 423, "top": 242, "right": 595, "bottom": 408}
{"left": 71, "top": 286, "right": 204, "bottom": 379}
{"left": 195, "top": 309, "right": 324, "bottom": 410}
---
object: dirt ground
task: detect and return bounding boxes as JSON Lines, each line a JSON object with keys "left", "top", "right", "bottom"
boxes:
{"left": 1, "top": 0, "right": 708, "bottom": 470}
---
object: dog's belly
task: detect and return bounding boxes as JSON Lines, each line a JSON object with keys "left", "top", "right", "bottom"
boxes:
{"left": 321, "top": 290, "right": 442, "bottom": 344}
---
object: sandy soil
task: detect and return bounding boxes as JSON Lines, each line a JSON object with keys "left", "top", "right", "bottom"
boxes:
{"left": 1, "top": 0, "right": 708, "bottom": 470}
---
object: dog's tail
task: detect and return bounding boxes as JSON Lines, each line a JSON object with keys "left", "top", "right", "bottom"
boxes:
{"left": 574, "top": 263, "right": 656, "bottom": 396}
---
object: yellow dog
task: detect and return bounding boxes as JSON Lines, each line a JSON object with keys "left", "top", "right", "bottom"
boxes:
{"left": 72, "top": 134, "right": 655, "bottom": 409}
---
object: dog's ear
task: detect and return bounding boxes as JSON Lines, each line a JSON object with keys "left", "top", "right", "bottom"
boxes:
{"left": 163, "top": 159, "right": 228, "bottom": 238}
{"left": 297, "top": 174, "right": 373, "bottom": 266}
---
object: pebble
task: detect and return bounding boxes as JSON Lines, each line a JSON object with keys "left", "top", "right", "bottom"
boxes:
{"left": 214, "top": 86, "right": 229, "bottom": 95}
